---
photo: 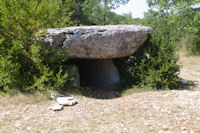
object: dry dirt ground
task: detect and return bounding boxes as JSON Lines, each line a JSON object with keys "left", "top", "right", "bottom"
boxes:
{"left": 0, "top": 56, "right": 200, "bottom": 133}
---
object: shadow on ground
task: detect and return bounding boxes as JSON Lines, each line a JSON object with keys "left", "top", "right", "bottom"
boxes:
{"left": 176, "top": 79, "right": 198, "bottom": 90}
{"left": 86, "top": 88, "right": 121, "bottom": 99}
{"left": 60, "top": 78, "right": 198, "bottom": 100}
{"left": 61, "top": 86, "right": 122, "bottom": 99}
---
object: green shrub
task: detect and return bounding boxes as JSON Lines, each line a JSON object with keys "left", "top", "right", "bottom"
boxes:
{"left": 0, "top": 0, "right": 75, "bottom": 93}
{"left": 187, "top": 12, "right": 200, "bottom": 54}
{"left": 116, "top": 14, "right": 180, "bottom": 89}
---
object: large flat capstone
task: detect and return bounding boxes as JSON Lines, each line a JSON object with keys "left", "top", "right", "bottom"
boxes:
{"left": 40, "top": 25, "right": 152, "bottom": 59}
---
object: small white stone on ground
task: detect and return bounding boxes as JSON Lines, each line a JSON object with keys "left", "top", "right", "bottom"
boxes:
{"left": 181, "top": 127, "right": 187, "bottom": 130}
{"left": 144, "top": 122, "right": 151, "bottom": 126}
{"left": 32, "top": 119, "right": 38, "bottom": 123}
{"left": 158, "top": 130, "right": 164, "bottom": 133}
{"left": 181, "top": 79, "right": 188, "bottom": 84}
{"left": 162, "top": 125, "right": 168, "bottom": 129}
{"left": 15, "top": 122, "right": 22, "bottom": 127}
{"left": 26, "top": 126, "right": 32, "bottom": 130}
{"left": 1, "top": 111, "right": 11, "bottom": 116}
{"left": 50, "top": 104, "right": 63, "bottom": 111}
{"left": 56, "top": 97, "right": 77, "bottom": 106}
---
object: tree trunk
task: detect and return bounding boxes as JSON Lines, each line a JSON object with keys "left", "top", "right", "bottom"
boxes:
{"left": 103, "top": 0, "right": 108, "bottom": 25}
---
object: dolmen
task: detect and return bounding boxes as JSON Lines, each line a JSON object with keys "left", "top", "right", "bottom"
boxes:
{"left": 40, "top": 25, "right": 152, "bottom": 88}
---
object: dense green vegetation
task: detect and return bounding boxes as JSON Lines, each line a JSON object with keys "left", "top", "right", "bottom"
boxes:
{"left": 117, "top": 0, "right": 200, "bottom": 89}
{"left": 0, "top": 0, "right": 71, "bottom": 93}
{"left": 145, "top": 0, "right": 200, "bottom": 54}
{"left": 0, "top": 0, "right": 199, "bottom": 93}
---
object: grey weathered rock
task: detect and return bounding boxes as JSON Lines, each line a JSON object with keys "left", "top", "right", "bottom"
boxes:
{"left": 56, "top": 97, "right": 77, "bottom": 106}
{"left": 50, "top": 104, "right": 63, "bottom": 111}
{"left": 40, "top": 25, "right": 151, "bottom": 59}
{"left": 180, "top": 79, "right": 188, "bottom": 84}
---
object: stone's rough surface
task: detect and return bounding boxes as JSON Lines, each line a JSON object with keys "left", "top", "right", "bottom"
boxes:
{"left": 50, "top": 104, "right": 63, "bottom": 111}
{"left": 56, "top": 97, "right": 77, "bottom": 106}
{"left": 40, "top": 25, "right": 152, "bottom": 59}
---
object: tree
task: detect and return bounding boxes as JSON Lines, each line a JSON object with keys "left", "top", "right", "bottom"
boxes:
{"left": 146, "top": 0, "right": 200, "bottom": 54}
{"left": 82, "top": 0, "right": 130, "bottom": 25}
{"left": 61, "top": 0, "right": 86, "bottom": 26}
{"left": 101, "top": 0, "right": 129, "bottom": 24}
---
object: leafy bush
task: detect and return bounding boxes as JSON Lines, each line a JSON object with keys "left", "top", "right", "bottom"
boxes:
{"left": 0, "top": 0, "right": 75, "bottom": 93}
{"left": 116, "top": 13, "right": 180, "bottom": 89}
{"left": 187, "top": 10, "right": 200, "bottom": 54}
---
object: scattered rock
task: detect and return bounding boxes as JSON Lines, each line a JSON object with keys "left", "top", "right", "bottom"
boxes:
{"left": 1, "top": 111, "right": 11, "bottom": 116}
{"left": 181, "top": 127, "right": 187, "bottom": 130}
{"left": 15, "top": 121, "right": 22, "bottom": 127}
{"left": 50, "top": 94, "right": 65, "bottom": 100}
{"left": 144, "top": 122, "right": 151, "bottom": 126}
{"left": 50, "top": 94, "right": 77, "bottom": 111}
{"left": 32, "top": 119, "right": 38, "bottom": 123}
{"left": 26, "top": 126, "right": 32, "bottom": 130}
{"left": 181, "top": 79, "right": 188, "bottom": 84}
{"left": 50, "top": 104, "right": 63, "bottom": 111}
{"left": 162, "top": 125, "right": 169, "bottom": 130}
{"left": 56, "top": 97, "right": 77, "bottom": 106}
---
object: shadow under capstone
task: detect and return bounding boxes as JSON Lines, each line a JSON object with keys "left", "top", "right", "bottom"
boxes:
{"left": 70, "top": 59, "right": 120, "bottom": 89}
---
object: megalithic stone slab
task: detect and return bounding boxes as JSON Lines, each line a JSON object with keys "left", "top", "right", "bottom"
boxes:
{"left": 40, "top": 25, "right": 152, "bottom": 59}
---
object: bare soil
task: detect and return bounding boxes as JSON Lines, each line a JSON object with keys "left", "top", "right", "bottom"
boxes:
{"left": 0, "top": 56, "right": 200, "bottom": 133}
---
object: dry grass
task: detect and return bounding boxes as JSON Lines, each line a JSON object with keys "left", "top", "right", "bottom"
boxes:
{"left": 179, "top": 55, "right": 200, "bottom": 72}
{"left": 0, "top": 91, "right": 51, "bottom": 105}
{"left": 178, "top": 55, "right": 200, "bottom": 89}
{"left": 0, "top": 56, "right": 200, "bottom": 133}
